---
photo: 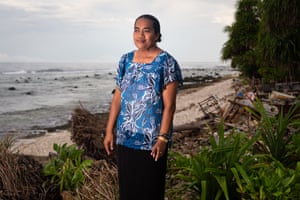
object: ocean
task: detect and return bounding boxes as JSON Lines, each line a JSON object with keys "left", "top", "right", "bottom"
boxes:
{"left": 0, "top": 62, "right": 234, "bottom": 137}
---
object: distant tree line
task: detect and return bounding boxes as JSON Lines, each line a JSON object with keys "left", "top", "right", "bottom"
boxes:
{"left": 222, "top": 0, "right": 300, "bottom": 83}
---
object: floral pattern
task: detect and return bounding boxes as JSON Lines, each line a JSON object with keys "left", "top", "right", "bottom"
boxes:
{"left": 115, "top": 51, "right": 183, "bottom": 150}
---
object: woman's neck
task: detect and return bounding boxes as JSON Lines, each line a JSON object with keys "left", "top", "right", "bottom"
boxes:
{"left": 136, "top": 45, "right": 161, "bottom": 54}
{"left": 133, "top": 47, "right": 161, "bottom": 63}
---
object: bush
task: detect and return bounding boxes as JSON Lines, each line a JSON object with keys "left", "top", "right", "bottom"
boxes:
{"left": 43, "top": 143, "right": 93, "bottom": 192}
{"left": 168, "top": 100, "right": 300, "bottom": 199}
{"left": 168, "top": 122, "right": 257, "bottom": 200}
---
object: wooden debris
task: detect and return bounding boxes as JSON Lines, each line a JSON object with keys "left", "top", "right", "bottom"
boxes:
{"left": 270, "top": 90, "right": 296, "bottom": 100}
{"left": 173, "top": 79, "right": 299, "bottom": 136}
{"left": 198, "top": 95, "right": 222, "bottom": 119}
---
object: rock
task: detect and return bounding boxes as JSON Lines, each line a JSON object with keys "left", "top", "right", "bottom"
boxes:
{"left": 8, "top": 87, "right": 16, "bottom": 91}
{"left": 25, "top": 91, "right": 34, "bottom": 95}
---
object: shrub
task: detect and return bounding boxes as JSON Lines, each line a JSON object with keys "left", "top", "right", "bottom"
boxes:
{"left": 168, "top": 122, "right": 257, "bottom": 200}
{"left": 248, "top": 100, "right": 300, "bottom": 167}
{"left": 233, "top": 158, "right": 300, "bottom": 199}
{"left": 168, "top": 100, "right": 300, "bottom": 199}
{"left": 43, "top": 143, "right": 93, "bottom": 192}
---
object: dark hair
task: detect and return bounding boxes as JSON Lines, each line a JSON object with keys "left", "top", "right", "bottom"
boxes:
{"left": 135, "top": 14, "right": 162, "bottom": 42}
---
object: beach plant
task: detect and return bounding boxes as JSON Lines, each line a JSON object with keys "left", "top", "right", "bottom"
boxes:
{"left": 43, "top": 143, "right": 93, "bottom": 192}
{"left": 168, "top": 121, "right": 258, "bottom": 200}
{"left": 232, "top": 157, "right": 300, "bottom": 199}
{"left": 247, "top": 99, "right": 300, "bottom": 167}
{"left": 292, "top": 132, "right": 300, "bottom": 157}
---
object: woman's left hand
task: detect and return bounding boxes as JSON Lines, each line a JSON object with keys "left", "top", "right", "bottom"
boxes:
{"left": 151, "top": 140, "right": 167, "bottom": 161}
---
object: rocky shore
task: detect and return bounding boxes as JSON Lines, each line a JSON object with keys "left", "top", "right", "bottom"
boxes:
{"left": 12, "top": 74, "right": 238, "bottom": 156}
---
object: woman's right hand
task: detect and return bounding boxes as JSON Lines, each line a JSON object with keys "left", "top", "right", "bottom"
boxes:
{"left": 103, "top": 132, "right": 114, "bottom": 155}
{"left": 103, "top": 88, "right": 121, "bottom": 156}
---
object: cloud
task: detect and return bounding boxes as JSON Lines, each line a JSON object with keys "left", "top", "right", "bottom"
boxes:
{"left": 0, "top": 0, "right": 134, "bottom": 29}
{"left": 0, "top": 0, "right": 235, "bottom": 26}
{"left": 0, "top": 0, "right": 236, "bottom": 62}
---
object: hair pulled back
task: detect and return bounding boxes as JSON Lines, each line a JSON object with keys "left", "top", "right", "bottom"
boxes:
{"left": 135, "top": 14, "right": 162, "bottom": 42}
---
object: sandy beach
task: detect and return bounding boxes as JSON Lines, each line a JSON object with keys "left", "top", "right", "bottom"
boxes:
{"left": 12, "top": 76, "right": 237, "bottom": 157}
{"left": 174, "top": 77, "right": 235, "bottom": 126}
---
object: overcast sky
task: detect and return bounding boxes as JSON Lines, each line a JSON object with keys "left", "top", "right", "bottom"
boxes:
{"left": 0, "top": 0, "right": 236, "bottom": 63}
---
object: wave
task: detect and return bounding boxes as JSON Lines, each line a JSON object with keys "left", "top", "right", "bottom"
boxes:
{"left": 2, "top": 70, "right": 28, "bottom": 75}
{"left": 35, "top": 68, "right": 64, "bottom": 73}
{"left": 2, "top": 68, "right": 65, "bottom": 75}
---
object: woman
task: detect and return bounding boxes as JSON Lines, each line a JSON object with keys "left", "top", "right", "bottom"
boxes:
{"left": 104, "top": 14, "right": 183, "bottom": 200}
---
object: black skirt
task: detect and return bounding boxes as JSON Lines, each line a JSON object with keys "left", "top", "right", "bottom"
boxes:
{"left": 117, "top": 145, "right": 168, "bottom": 200}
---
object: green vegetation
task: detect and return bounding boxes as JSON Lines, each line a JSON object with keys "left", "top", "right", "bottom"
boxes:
{"left": 168, "top": 101, "right": 300, "bottom": 199}
{"left": 222, "top": 0, "right": 300, "bottom": 82}
{"left": 43, "top": 143, "right": 93, "bottom": 192}
{"left": 248, "top": 100, "right": 300, "bottom": 167}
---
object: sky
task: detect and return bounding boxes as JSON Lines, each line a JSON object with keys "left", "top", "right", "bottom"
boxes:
{"left": 0, "top": 0, "right": 237, "bottom": 63}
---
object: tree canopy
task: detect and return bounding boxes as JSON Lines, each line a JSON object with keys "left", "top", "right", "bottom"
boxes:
{"left": 222, "top": 0, "right": 300, "bottom": 82}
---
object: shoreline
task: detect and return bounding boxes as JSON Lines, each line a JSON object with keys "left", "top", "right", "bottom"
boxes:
{"left": 8, "top": 73, "right": 235, "bottom": 137}
{"left": 12, "top": 73, "right": 238, "bottom": 156}
{"left": 0, "top": 64, "right": 234, "bottom": 135}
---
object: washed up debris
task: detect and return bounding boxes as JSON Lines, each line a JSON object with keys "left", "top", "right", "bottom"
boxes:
{"left": 270, "top": 91, "right": 296, "bottom": 100}
{"left": 174, "top": 79, "right": 299, "bottom": 135}
{"left": 198, "top": 95, "right": 222, "bottom": 119}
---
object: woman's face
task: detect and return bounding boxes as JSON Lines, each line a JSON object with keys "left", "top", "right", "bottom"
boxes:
{"left": 133, "top": 18, "right": 159, "bottom": 50}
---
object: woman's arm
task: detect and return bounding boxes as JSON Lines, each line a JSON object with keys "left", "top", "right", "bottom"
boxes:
{"left": 104, "top": 87, "right": 121, "bottom": 155}
{"left": 151, "top": 81, "right": 179, "bottom": 161}
{"left": 160, "top": 81, "right": 178, "bottom": 134}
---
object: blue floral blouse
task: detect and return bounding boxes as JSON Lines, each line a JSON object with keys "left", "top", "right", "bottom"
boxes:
{"left": 115, "top": 50, "right": 183, "bottom": 150}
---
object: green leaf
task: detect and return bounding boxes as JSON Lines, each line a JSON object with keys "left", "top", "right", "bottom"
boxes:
{"left": 234, "top": 163, "right": 255, "bottom": 193}
{"left": 215, "top": 176, "right": 229, "bottom": 200}
{"left": 231, "top": 167, "right": 244, "bottom": 194}
{"left": 43, "top": 143, "right": 92, "bottom": 192}
{"left": 200, "top": 180, "right": 207, "bottom": 200}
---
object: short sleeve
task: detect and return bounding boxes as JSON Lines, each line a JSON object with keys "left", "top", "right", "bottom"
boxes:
{"left": 115, "top": 53, "right": 129, "bottom": 89}
{"left": 163, "top": 54, "right": 183, "bottom": 88}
